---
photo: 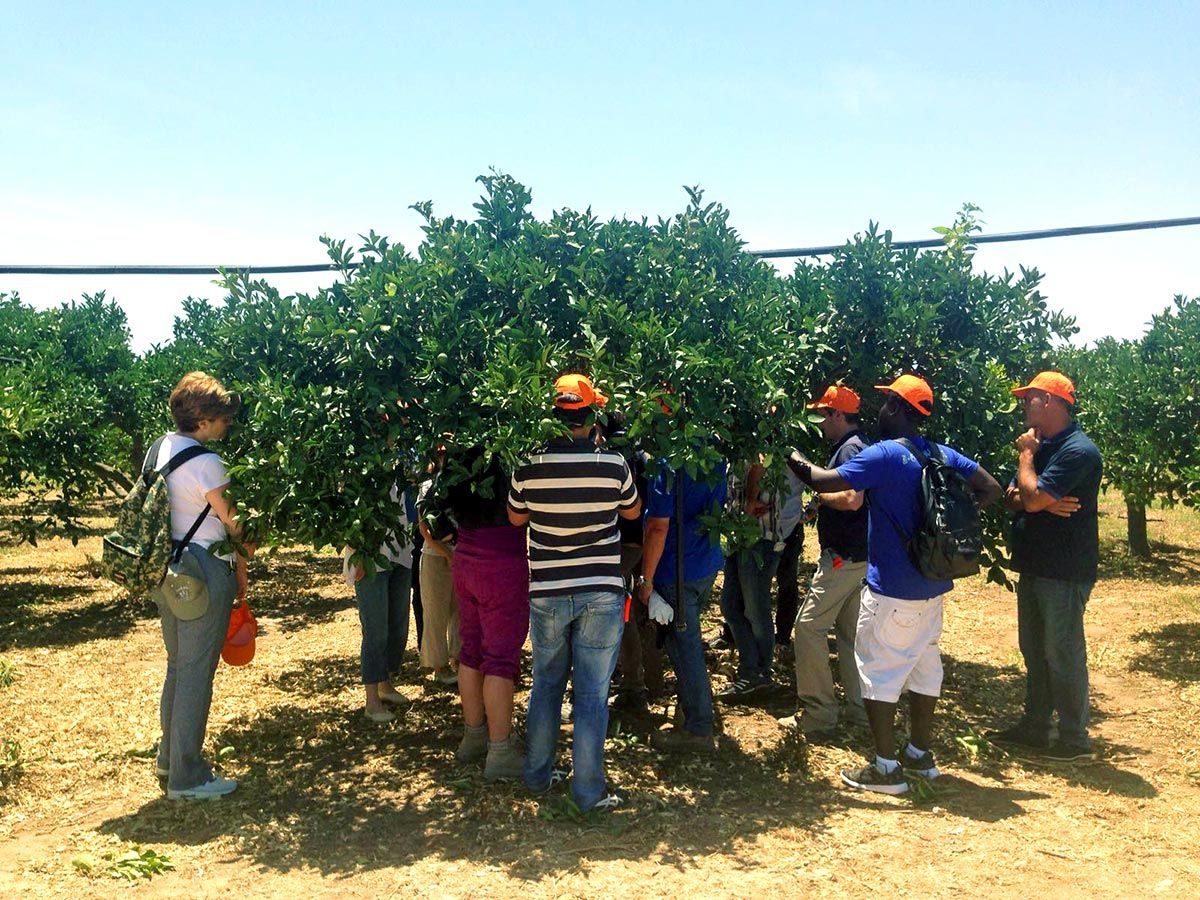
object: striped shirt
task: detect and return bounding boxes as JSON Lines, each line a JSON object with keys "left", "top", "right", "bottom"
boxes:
{"left": 508, "top": 437, "right": 639, "bottom": 599}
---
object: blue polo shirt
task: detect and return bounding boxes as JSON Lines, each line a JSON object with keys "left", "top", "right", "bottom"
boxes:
{"left": 645, "top": 461, "right": 727, "bottom": 584}
{"left": 838, "top": 436, "right": 979, "bottom": 600}
{"left": 1010, "top": 423, "right": 1102, "bottom": 583}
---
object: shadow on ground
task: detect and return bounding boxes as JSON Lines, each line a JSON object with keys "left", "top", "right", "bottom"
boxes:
{"left": 0, "top": 560, "right": 149, "bottom": 650}
{"left": 1096, "top": 538, "right": 1200, "bottom": 586}
{"left": 248, "top": 549, "right": 348, "bottom": 633}
{"left": 1129, "top": 621, "right": 1200, "bottom": 684}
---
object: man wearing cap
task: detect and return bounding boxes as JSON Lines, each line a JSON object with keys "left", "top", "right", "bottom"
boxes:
{"left": 508, "top": 374, "right": 642, "bottom": 812}
{"left": 787, "top": 375, "right": 1002, "bottom": 794}
{"left": 785, "top": 385, "right": 871, "bottom": 739}
{"left": 992, "top": 371, "right": 1102, "bottom": 762}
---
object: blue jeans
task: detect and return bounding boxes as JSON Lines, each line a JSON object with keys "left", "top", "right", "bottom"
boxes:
{"left": 719, "top": 540, "right": 781, "bottom": 682}
{"left": 1017, "top": 575, "right": 1092, "bottom": 748}
{"left": 658, "top": 575, "right": 717, "bottom": 737}
{"left": 524, "top": 590, "right": 625, "bottom": 811}
{"left": 354, "top": 564, "right": 413, "bottom": 684}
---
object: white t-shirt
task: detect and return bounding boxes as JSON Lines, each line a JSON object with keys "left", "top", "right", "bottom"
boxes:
{"left": 153, "top": 433, "right": 232, "bottom": 557}
{"left": 342, "top": 483, "right": 413, "bottom": 583}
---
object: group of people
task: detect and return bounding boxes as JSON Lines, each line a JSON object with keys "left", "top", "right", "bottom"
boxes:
{"left": 149, "top": 366, "right": 1102, "bottom": 806}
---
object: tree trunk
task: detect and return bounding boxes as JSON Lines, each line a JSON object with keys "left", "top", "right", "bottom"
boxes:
{"left": 91, "top": 463, "right": 134, "bottom": 494}
{"left": 1126, "top": 497, "right": 1150, "bottom": 558}
{"left": 130, "top": 434, "right": 146, "bottom": 481}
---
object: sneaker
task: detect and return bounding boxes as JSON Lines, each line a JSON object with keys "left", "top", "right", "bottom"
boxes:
{"left": 840, "top": 761, "right": 908, "bottom": 795}
{"left": 1041, "top": 742, "right": 1095, "bottom": 763}
{"left": 530, "top": 766, "right": 572, "bottom": 796}
{"left": 900, "top": 742, "right": 940, "bottom": 779}
{"left": 704, "top": 635, "right": 732, "bottom": 652}
{"left": 650, "top": 728, "right": 717, "bottom": 755}
{"left": 484, "top": 735, "right": 525, "bottom": 782}
{"left": 588, "top": 790, "right": 625, "bottom": 813}
{"left": 434, "top": 666, "right": 459, "bottom": 686}
{"left": 456, "top": 723, "right": 489, "bottom": 763}
{"left": 987, "top": 724, "right": 1050, "bottom": 750}
{"left": 716, "top": 677, "right": 771, "bottom": 701}
{"left": 167, "top": 776, "right": 238, "bottom": 801}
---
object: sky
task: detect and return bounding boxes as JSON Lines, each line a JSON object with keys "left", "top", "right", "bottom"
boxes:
{"left": 3, "top": 1, "right": 1197, "bottom": 351}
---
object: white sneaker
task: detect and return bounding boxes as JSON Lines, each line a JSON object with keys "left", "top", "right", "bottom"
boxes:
{"left": 167, "top": 776, "right": 238, "bottom": 801}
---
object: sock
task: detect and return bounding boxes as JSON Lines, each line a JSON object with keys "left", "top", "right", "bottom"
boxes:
{"left": 905, "top": 743, "right": 927, "bottom": 760}
{"left": 875, "top": 755, "right": 900, "bottom": 774}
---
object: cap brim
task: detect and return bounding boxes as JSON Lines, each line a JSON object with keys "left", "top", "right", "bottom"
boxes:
{"left": 805, "top": 401, "right": 828, "bottom": 410}
{"left": 1010, "top": 385, "right": 1035, "bottom": 396}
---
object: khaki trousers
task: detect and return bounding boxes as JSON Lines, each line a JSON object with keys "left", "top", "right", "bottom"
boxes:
{"left": 792, "top": 550, "right": 868, "bottom": 732}
{"left": 418, "top": 551, "right": 460, "bottom": 669}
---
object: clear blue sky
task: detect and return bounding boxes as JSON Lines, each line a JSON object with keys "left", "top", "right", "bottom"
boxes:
{"left": 3, "top": 1, "right": 1197, "bottom": 350}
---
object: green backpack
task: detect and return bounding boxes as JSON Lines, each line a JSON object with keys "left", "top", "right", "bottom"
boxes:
{"left": 100, "top": 436, "right": 215, "bottom": 598}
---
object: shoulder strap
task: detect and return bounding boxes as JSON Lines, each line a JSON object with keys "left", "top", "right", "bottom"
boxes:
{"left": 173, "top": 502, "right": 213, "bottom": 562}
{"left": 895, "top": 437, "right": 927, "bottom": 466}
{"left": 141, "top": 435, "right": 167, "bottom": 484}
{"left": 160, "top": 444, "right": 216, "bottom": 477}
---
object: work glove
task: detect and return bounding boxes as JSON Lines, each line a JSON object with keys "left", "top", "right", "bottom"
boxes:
{"left": 648, "top": 590, "right": 675, "bottom": 626}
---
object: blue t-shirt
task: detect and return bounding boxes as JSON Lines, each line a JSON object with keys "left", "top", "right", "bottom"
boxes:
{"left": 645, "top": 461, "right": 728, "bottom": 584}
{"left": 837, "top": 436, "right": 979, "bottom": 600}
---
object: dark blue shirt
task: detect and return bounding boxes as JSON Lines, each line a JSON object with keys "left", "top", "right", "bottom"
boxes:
{"left": 838, "top": 436, "right": 979, "bottom": 600}
{"left": 1010, "top": 423, "right": 1102, "bottom": 583}
{"left": 817, "top": 430, "right": 870, "bottom": 561}
{"left": 645, "top": 461, "right": 728, "bottom": 583}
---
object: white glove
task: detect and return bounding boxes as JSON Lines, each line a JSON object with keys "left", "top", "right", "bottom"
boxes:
{"left": 648, "top": 590, "right": 675, "bottom": 626}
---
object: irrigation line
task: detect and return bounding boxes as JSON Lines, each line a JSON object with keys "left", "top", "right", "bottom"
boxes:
{"left": 2, "top": 215, "right": 1198, "bottom": 275}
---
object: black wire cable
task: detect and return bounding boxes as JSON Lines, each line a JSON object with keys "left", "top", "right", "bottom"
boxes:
{"left": 1, "top": 215, "right": 1197, "bottom": 275}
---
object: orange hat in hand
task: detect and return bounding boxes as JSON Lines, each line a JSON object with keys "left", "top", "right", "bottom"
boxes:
{"left": 807, "top": 385, "right": 861, "bottom": 414}
{"left": 1011, "top": 371, "right": 1076, "bottom": 405}
{"left": 554, "top": 374, "right": 608, "bottom": 410}
{"left": 222, "top": 601, "right": 257, "bottom": 666}
{"left": 875, "top": 374, "right": 934, "bottom": 416}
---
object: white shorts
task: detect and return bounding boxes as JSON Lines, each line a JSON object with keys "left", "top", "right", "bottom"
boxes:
{"left": 854, "top": 586, "right": 944, "bottom": 703}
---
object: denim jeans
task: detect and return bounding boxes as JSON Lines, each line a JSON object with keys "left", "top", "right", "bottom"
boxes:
{"left": 775, "top": 523, "right": 805, "bottom": 644}
{"left": 524, "top": 590, "right": 625, "bottom": 811}
{"left": 658, "top": 575, "right": 717, "bottom": 737}
{"left": 719, "top": 540, "right": 781, "bottom": 682}
{"left": 1017, "top": 575, "right": 1093, "bottom": 748}
{"left": 354, "top": 564, "right": 413, "bottom": 684}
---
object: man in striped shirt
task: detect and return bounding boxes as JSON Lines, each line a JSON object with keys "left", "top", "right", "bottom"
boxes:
{"left": 508, "top": 374, "right": 642, "bottom": 813}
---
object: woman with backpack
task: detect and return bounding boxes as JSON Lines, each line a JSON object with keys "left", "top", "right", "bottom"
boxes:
{"left": 155, "top": 371, "right": 250, "bottom": 800}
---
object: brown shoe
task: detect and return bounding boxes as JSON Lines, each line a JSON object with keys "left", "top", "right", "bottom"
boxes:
{"left": 650, "top": 728, "right": 716, "bottom": 755}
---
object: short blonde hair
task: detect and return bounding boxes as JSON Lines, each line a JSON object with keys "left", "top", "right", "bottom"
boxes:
{"left": 169, "top": 371, "right": 240, "bottom": 433}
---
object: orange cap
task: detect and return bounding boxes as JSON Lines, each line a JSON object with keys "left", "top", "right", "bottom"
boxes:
{"left": 554, "top": 374, "right": 608, "bottom": 410}
{"left": 806, "top": 385, "right": 861, "bottom": 414}
{"left": 1011, "top": 371, "right": 1076, "bottom": 405}
{"left": 222, "top": 602, "right": 257, "bottom": 666}
{"left": 875, "top": 374, "right": 934, "bottom": 416}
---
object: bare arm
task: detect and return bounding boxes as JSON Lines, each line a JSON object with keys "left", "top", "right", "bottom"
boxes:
{"left": 786, "top": 452, "right": 852, "bottom": 493}
{"left": 637, "top": 516, "right": 670, "bottom": 604}
{"left": 744, "top": 463, "right": 771, "bottom": 517}
{"left": 418, "top": 518, "right": 454, "bottom": 560}
{"left": 507, "top": 506, "right": 530, "bottom": 527}
{"left": 205, "top": 483, "right": 249, "bottom": 600}
{"left": 818, "top": 488, "right": 864, "bottom": 512}
{"left": 617, "top": 497, "right": 643, "bottom": 520}
{"left": 969, "top": 465, "right": 1004, "bottom": 508}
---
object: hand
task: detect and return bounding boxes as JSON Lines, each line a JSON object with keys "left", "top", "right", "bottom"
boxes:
{"left": 1045, "top": 495, "right": 1081, "bottom": 518}
{"left": 636, "top": 580, "right": 654, "bottom": 606}
{"left": 353, "top": 563, "right": 366, "bottom": 584}
{"left": 242, "top": 540, "right": 258, "bottom": 559}
{"left": 746, "top": 498, "right": 771, "bottom": 517}
{"left": 1016, "top": 428, "right": 1041, "bottom": 455}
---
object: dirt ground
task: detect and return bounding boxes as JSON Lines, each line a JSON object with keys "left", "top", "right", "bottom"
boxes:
{"left": 1, "top": 492, "right": 1198, "bottom": 898}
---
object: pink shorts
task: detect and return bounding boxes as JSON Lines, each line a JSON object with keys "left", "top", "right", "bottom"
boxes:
{"left": 452, "top": 528, "right": 530, "bottom": 681}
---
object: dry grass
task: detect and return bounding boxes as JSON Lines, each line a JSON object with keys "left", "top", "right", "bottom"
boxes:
{"left": 1, "top": 493, "right": 1198, "bottom": 898}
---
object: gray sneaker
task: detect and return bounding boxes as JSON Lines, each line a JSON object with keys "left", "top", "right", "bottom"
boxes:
{"left": 484, "top": 735, "right": 525, "bottom": 782}
{"left": 167, "top": 776, "right": 238, "bottom": 801}
{"left": 900, "top": 742, "right": 940, "bottom": 779}
{"left": 455, "top": 723, "right": 488, "bottom": 764}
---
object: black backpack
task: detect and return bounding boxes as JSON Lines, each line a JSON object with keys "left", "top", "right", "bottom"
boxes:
{"left": 889, "top": 438, "right": 983, "bottom": 581}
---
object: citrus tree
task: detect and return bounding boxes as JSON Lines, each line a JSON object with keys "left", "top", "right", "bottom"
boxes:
{"left": 0, "top": 292, "right": 142, "bottom": 542}
{"left": 187, "top": 174, "right": 809, "bottom": 562}
{"left": 782, "top": 207, "right": 1080, "bottom": 583}
{"left": 1070, "top": 295, "right": 1200, "bottom": 556}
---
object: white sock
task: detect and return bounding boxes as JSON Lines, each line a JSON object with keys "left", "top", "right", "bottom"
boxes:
{"left": 875, "top": 755, "right": 900, "bottom": 774}
{"left": 905, "top": 743, "right": 927, "bottom": 760}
